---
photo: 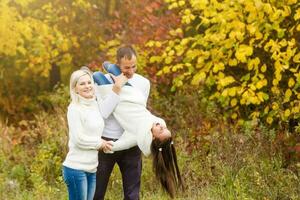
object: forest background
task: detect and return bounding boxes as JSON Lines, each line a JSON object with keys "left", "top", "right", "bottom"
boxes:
{"left": 1, "top": 0, "right": 300, "bottom": 199}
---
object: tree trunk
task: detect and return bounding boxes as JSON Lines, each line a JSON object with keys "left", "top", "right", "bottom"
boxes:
{"left": 49, "top": 63, "right": 61, "bottom": 89}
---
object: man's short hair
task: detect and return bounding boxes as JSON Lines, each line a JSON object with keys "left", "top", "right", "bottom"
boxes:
{"left": 116, "top": 45, "right": 137, "bottom": 64}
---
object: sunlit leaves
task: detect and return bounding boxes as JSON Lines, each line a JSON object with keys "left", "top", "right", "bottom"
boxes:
{"left": 152, "top": 0, "right": 300, "bottom": 125}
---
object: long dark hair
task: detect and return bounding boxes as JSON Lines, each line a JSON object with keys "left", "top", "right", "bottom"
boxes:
{"left": 151, "top": 137, "right": 183, "bottom": 198}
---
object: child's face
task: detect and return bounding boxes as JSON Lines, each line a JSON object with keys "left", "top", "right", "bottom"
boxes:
{"left": 151, "top": 123, "right": 171, "bottom": 141}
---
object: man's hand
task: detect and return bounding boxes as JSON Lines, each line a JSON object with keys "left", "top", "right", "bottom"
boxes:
{"left": 111, "top": 73, "right": 128, "bottom": 94}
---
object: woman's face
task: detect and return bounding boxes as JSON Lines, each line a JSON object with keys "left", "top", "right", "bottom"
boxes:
{"left": 152, "top": 123, "right": 171, "bottom": 141}
{"left": 75, "top": 74, "right": 94, "bottom": 99}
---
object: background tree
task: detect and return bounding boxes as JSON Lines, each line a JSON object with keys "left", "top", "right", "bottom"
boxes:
{"left": 0, "top": 0, "right": 179, "bottom": 122}
{"left": 149, "top": 0, "right": 300, "bottom": 128}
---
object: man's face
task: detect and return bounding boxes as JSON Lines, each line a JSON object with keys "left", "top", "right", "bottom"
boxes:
{"left": 118, "top": 55, "right": 137, "bottom": 79}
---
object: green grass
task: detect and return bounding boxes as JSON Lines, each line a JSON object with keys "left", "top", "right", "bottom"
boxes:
{"left": 1, "top": 91, "right": 300, "bottom": 199}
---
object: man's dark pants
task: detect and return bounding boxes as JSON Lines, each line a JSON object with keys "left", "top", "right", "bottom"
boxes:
{"left": 93, "top": 138, "right": 142, "bottom": 200}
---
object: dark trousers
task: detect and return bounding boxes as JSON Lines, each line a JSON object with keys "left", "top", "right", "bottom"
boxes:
{"left": 93, "top": 138, "right": 142, "bottom": 200}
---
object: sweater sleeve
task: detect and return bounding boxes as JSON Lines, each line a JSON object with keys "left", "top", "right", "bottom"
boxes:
{"left": 95, "top": 89, "right": 120, "bottom": 119}
{"left": 110, "top": 131, "right": 137, "bottom": 152}
{"left": 67, "top": 107, "right": 102, "bottom": 150}
{"left": 144, "top": 79, "right": 150, "bottom": 102}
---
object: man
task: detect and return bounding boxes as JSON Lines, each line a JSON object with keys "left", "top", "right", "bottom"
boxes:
{"left": 93, "top": 45, "right": 150, "bottom": 200}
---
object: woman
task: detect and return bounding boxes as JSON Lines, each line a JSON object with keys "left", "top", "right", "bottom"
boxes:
{"left": 62, "top": 68, "right": 127, "bottom": 200}
{"left": 94, "top": 71, "right": 184, "bottom": 198}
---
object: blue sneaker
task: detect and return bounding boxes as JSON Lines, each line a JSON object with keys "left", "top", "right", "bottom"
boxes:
{"left": 93, "top": 71, "right": 112, "bottom": 85}
{"left": 102, "top": 61, "right": 122, "bottom": 76}
{"left": 102, "top": 61, "right": 131, "bottom": 86}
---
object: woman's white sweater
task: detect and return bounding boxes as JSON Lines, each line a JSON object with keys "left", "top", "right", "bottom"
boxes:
{"left": 62, "top": 94, "right": 119, "bottom": 173}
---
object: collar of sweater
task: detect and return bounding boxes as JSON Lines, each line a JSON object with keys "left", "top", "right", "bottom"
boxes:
{"left": 77, "top": 94, "right": 96, "bottom": 106}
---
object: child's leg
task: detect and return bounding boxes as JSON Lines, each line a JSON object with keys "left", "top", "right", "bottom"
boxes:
{"left": 93, "top": 71, "right": 112, "bottom": 85}
{"left": 102, "top": 61, "right": 131, "bottom": 86}
{"left": 102, "top": 61, "right": 121, "bottom": 75}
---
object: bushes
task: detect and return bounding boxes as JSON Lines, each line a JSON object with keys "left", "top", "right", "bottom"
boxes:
{"left": 0, "top": 84, "right": 299, "bottom": 199}
{"left": 0, "top": 102, "right": 68, "bottom": 199}
{"left": 149, "top": 0, "right": 300, "bottom": 127}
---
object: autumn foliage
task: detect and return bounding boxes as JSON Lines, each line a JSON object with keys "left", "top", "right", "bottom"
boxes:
{"left": 149, "top": 0, "right": 300, "bottom": 126}
{"left": 0, "top": 0, "right": 179, "bottom": 121}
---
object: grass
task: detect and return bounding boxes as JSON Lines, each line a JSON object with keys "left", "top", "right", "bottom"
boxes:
{"left": 0, "top": 89, "right": 300, "bottom": 199}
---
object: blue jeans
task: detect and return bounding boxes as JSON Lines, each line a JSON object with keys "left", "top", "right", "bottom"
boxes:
{"left": 63, "top": 166, "right": 96, "bottom": 200}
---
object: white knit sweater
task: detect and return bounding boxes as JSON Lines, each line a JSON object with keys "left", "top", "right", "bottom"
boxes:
{"left": 63, "top": 95, "right": 105, "bottom": 173}
{"left": 95, "top": 85, "right": 166, "bottom": 156}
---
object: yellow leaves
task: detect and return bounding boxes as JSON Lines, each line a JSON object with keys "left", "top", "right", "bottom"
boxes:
{"left": 228, "top": 59, "right": 238, "bottom": 66}
{"left": 293, "top": 52, "right": 300, "bottom": 63}
{"left": 291, "top": 105, "right": 300, "bottom": 114}
{"left": 72, "top": 0, "right": 91, "bottom": 9}
{"left": 245, "top": 2, "right": 259, "bottom": 23}
{"left": 169, "top": 28, "right": 183, "bottom": 37}
{"left": 165, "top": 56, "right": 173, "bottom": 64}
{"left": 178, "top": 0, "right": 185, "bottom": 7}
{"left": 247, "top": 57, "right": 260, "bottom": 71}
{"left": 264, "top": 106, "right": 269, "bottom": 114}
{"left": 230, "top": 98, "right": 238, "bottom": 107}
{"left": 249, "top": 96, "right": 260, "bottom": 104}
{"left": 235, "top": 45, "right": 253, "bottom": 63}
{"left": 271, "top": 86, "right": 280, "bottom": 94}
{"left": 180, "top": 38, "right": 190, "bottom": 46}
{"left": 182, "top": 9, "right": 196, "bottom": 24}
{"left": 41, "top": 3, "right": 53, "bottom": 12}
{"left": 264, "top": 39, "right": 280, "bottom": 53}
{"left": 266, "top": 117, "right": 273, "bottom": 124}
{"left": 257, "top": 92, "right": 269, "bottom": 101}
{"left": 231, "top": 113, "right": 238, "bottom": 119}
{"left": 51, "top": 49, "right": 59, "bottom": 58}
{"left": 250, "top": 111, "right": 260, "bottom": 119}
{"left": 272, "top": 102, "right": 279, "bottom": 110}
{"left": 186, "top": 49, "right": 201, "bottom": 60}
{"left": 17, "top": 46, "right": 27, "bottom": 55}
{"left": 288, "top": 78, "right": 295, "bottom": 88}
{"left": 284, "top": 89, "right": 293, "bottom": 102}
{"left": 246, "top": 24, "right": 257, "bottom": 35}
{"left": 218, "top": 76, "right": 235, "bottom": 87}
{"left": 61, "top": 53, "right": 72, "bottom": 64}
{"left": 256, "top": 79, "right": 267, "bottom": 89}
{"left": 261, "top": 64, "right": 267, "bottom": 72}
{"left": 294, "top": 8, "right": 300, "bottom": 20}
{"left": 228, "top": 87, "right": 237, "bottom": 97}
{"left": 146, "top": 41, "right": 155, "bottom": 47}
{"left": 263, "top": 3, "right": 273, "bottom": 15}
{"left": 160, "top": 0, "right": 300, "bottom": 124}
{"left": 229, "top": 31, "right": 244, "bottom": 41}
{"left": 213, "top": 62, "right": 225, "bottom": 73}
{"left": 15, "top": 0, "right": 34, "bottom": 7}
{"left": 287, "top": 0, "right": 297, "bottom": 5}
{"left": 149, "top": 56, "right": 162, "bottom": 63}
{"left": 191, "top": 72, "right": 206, "bottom": 85}
{"left": 60, "top": 41, "right": 69, "bottom": 52}
{"left": 255, "top": 31, "right": 263, "bottom": 40}
{"left": 284, "top": 109, "right": 291, "bottom": 118}
{"left": 146, "top": 40, "right": 163, "bottom": 48}
{"left": 191, "top": 0, "right": 208, "bottom": 10}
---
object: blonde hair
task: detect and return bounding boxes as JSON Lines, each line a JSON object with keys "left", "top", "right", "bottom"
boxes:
{"left": 69, "top": 68, "right": 94, "bottom": 103}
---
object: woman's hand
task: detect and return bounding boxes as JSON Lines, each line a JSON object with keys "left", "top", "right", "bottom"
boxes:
{"left": 111, "top": 73, "right": 128, "bottom": 94}
{"left": 100, "top": 139, "right": 114, "bottom": 153}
